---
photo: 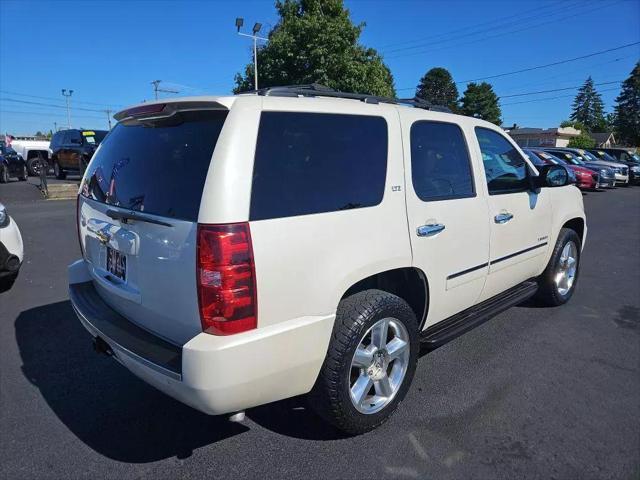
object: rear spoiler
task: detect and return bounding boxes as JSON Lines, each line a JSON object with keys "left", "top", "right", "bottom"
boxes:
{"left": 114, "top": 98, "right": 233, "bottom": 124}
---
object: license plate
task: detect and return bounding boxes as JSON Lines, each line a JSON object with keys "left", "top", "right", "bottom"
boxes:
{"left": 106, "top": 247, "right": 127, "bottom": 281}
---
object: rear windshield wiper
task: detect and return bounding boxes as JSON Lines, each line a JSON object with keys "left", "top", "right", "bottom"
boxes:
{"left": 106, "top": 209, "right": 173, "bottom": 227}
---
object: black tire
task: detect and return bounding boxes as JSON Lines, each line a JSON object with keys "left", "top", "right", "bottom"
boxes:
{"left": 27, "top": 157, "right": 41, "bottom": 176}
{"left": 0, "top": 272, "right": 18, "bottom": 293}
{"left": 308, "top": 289, "right": 419, "bottom": 435}
{"left": 18, "top": 165, "right": 27, "bottom": 181}
{"left": 0, "top": 165, "right": 9, "bottom": 183}
{"left": 534, "top": 228, "right": 581, "bottom": 306}
{"left": 54, "top": 160, "right": 66, "bottom": 180}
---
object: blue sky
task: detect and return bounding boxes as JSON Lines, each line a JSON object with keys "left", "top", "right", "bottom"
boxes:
{"left": 1, "top": 0, "right": 638, "bottom": 134}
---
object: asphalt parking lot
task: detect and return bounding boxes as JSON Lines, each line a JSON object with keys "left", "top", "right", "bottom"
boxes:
{"left": 1, "top": 180, "right": 639, "bottom": 480}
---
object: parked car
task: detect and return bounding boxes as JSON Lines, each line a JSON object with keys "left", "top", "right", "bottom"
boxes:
{"left": 524, "top": 148, "right": 596, "bottom": 190}
{"left": 9, "top": 139, "right": 52, "bottom": 176}
{"left": 0, "top": 202, "right": 24, "bottom": 292}
{"left": 589, "top": 149, "right": 640, "bottom": 185}
{"left": 69, "top": 88, "right": 586, "bottom": 434}
{"left": 0, "top": 140, "right": 28, "bottom": 183}
{"left": 543, "top": 149, "right": 616, "bottom": 188}
{"left": 50, "top": 129, "right": 108, "bottom": 179}
{"left": 548, "top": 147, "right": 629, "bottom": 186}
{"left": 595, "top": 147, "right": 637, "bottom": 163}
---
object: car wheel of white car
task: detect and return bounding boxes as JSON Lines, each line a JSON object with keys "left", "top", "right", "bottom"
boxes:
{"left": 535, "top": 228, "right": 581, "bottom": 306}
{"left": 309, "top": 289, "right": 419, "bottom": 435}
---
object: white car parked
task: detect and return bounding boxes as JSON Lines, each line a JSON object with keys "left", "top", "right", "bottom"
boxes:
{"left": 0, "top": 202, "right": 24, "bottom": 292}
{"left": 69, "top": 86, "right": 586, "bottom": 434}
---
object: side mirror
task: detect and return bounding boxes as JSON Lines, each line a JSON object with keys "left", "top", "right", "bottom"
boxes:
{"left": 531, "top": 164, "right": 572, "bottom": 189}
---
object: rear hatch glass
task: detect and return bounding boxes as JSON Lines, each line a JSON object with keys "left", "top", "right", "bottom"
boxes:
{"left": 79, "top": 109, "right": 228, "bottom": 344}
{"left": 81, "top": 110, "right": 227, "bottom": 221}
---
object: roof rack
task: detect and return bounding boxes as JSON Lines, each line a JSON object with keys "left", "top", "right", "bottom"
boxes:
{"left": 252, "top": 84, "right": 451, "bottom": 112}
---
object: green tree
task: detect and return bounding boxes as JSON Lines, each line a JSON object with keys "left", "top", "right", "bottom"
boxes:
{"left": 233, "top": 0, "right": 395, "bottom": 97}
{"left": 568, "top": 132, "right": 596, "bottom": 148}
{"left": 415, "top": 67, "right": 458, "bottom": 111}
{"left": 560, "top": 120, "right": 587, "bottom": 132}
{"left": 613, "top": 62, "right": 640, "bottom": 146}
{"left": 460, "top": 82, "right": 501, "bottom": 125}
{"left": 570, "top": 77, "right": 605, "bottom": 131}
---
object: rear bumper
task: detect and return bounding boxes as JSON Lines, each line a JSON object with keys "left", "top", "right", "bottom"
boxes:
{"left": 68, "top": 259, "right": 334, "bottom": 415}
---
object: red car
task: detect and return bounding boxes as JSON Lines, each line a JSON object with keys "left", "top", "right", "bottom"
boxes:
{"left": 525, "top": 148, "right": 597, "bottom": 190}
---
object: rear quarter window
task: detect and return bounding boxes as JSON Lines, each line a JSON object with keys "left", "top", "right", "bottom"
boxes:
{"left": 250, "top": 112, "right": 388, "bottom": 221}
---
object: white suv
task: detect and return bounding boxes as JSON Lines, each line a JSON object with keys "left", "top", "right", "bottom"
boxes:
{"left": 68, "top": 86, "right": 586, "bottom": 434}
{"left": 0, "top": 202, "right": 24, "bottom": 292}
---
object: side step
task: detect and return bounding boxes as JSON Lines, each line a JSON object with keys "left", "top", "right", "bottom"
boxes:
{"left": 420, "top": 280, "right": 538, "bottom": 350}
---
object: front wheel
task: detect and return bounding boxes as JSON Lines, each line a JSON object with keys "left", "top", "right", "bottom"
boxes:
{"left": 308, "top": 290, "right": 419, "bottom": 435}
{"left": 18, "top": 165, "right": 27, "bottom": 181}
{"left": 0, "top": 165, "right": 9, "bottom": 183}
{"left": 535, "top": 228, "right": 581, "bottom": 306}
{"left": 54, "top": 161, "right": 66, "bottom": 180}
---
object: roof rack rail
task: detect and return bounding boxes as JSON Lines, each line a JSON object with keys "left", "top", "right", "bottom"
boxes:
{"left": 250, "top": 84, "right": 451, "bottom": 112}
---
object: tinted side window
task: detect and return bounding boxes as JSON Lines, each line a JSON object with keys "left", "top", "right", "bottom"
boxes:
{"left": 68, "top": 130, "right": 82, "bottom": 144}
{"left": 250, "top": 112, "right": 388, "bottom": 221}
{"left": 475, "top": 127, "right": 529, "bottom": 194}
{"left": 410, "top": 121, "right": 474, "bottom": 201}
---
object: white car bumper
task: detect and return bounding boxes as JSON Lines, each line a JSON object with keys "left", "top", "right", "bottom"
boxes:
{"left": 68, "top": 259, "right": 334, "bottom": 415}
{"left": 0, "top": 216, "right": 24, "bottom": 278}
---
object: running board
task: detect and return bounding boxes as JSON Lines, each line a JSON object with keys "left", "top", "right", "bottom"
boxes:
{"left": 420, "top": 280, "right": 538, "bottom": 350}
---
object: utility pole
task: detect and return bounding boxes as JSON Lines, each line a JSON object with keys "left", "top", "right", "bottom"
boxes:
{"left": 105, "top": 109, "right": 112, "bottom": 130}
{"left": 235, "top": 18, "right": 267, "bottom": 90}
{"left": 61, "top": 89, "right": 73, "bottom": 128}
{"left": 151, "top": 80, "right": 179, "bottom": 100}
{"left": 54, "top": 122, "right": 57, "bottom": 132}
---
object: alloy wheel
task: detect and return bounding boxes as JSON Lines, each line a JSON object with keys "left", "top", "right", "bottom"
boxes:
{"left": 554, "top": 241, "right": 578, "bottom": 296}
{"left": 349, "top": 317, "right": 410, "bottom": 414}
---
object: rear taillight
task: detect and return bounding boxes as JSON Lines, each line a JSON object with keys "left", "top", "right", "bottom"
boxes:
{"left": 197, "top": 223, "right": 257, "bottom": 335}
{"left": 76, "top": 195, "right": 84, "bottom": 257}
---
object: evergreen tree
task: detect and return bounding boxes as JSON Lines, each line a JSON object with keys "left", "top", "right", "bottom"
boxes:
{"left": 460, "top": 82, "right": 501, "bottom": 125}
{"left": 415, "top": 67, "right": 458, "bottom": 111}
{"left": 613, "top": 62, "right": 640, "bottom": 145}
{"left": 233, "top": 0, "right": 395, "bottom": 97}
{"left": 570, "top": 77, "right": 605, "bottom": 131}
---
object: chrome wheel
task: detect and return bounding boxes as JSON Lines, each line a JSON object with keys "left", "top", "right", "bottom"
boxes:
{"left": 554, "top": 241, "right": 578, "bottom": 296}
{"left": 349, "top": 317, "right": 410, "bottom": 414}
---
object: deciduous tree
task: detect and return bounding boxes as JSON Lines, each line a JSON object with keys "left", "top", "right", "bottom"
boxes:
{"left": 233, "top": 0, "right": 395, "bottom": 97}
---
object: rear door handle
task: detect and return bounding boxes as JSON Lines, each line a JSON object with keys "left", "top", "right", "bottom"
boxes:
{"left": 417, "top": 223, "right": 445, "bottom": 237}
{"left": 494, "top": 212, "right": 514, "bottom": 224}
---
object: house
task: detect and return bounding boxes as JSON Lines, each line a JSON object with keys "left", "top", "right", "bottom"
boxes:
{"left": 589, "top": 132, "right": 616, "bottom": 148}
{"left": 505, "top": 127, "right": 581, "bottom": 147}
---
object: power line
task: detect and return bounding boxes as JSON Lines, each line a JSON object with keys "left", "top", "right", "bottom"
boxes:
{"left": 499, "top": 80, "right": 622, "bottom": 99}
{"left": 455, "top": 42, "right": 639, "bottom": 84}
{"left": 387, "top": 0, "right": 625, "bottom": 60}
{"left": 500, "top": 87, "right": 620, "bottom": 107}
{"left": 396, "top": 42, "right": 639, "bottom": 93}
{"left": 0, "top": 97, "right": 106, "bottom": 113}
{"left": 382, "top": 0, "right": 586, "bottom": 55}
{"left": 0, "top": 89, "right": 122, "bottom": 108}
{"left": 0, "top": 109, "right": 106, "bottom": 120}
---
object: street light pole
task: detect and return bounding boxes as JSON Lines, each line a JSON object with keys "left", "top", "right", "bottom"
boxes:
{"left": 235, "top": 18, "right": 267, "bottom": 91}
{"left": 61, "top": 89, "right": 73, "bottom": 128}
{"left": 105, "top": 109, "right": 112, "bottom": 130}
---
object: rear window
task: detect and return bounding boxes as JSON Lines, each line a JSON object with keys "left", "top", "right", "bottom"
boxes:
{"left": 249, "top": 112, "right": 388, "bottom": 221}
{"left": 81, "top": 110, "right": 227, "bottom": 221}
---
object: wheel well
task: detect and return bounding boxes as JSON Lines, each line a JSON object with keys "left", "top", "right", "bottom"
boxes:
{"left": 341, "top": 267, "right": 429, "bottom": 330}
{"left": 562, "top": 218, "right": 584, "bottom": 244}
{"left": 26, "top": 150, "right": 48, "bottom": 160}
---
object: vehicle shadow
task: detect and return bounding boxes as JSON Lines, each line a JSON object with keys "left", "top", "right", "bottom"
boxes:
{"left": 15, "top": 301, "right": 249, "bottom": 463}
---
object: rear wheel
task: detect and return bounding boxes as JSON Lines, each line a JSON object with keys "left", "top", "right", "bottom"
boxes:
{"left": 535, "top": 228, "right": 581, "bottom": 306}
{"left": 0, "top": 165, "right": 9, "bottom": 183}
{"left": 309, "top": 289, "right": 419, "bottom": 435}
{"left": 54, "top": 160, "right": 66, "bottom": 180}
{"left": 18, "top": 165, "right": 27, "bottom": 181}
